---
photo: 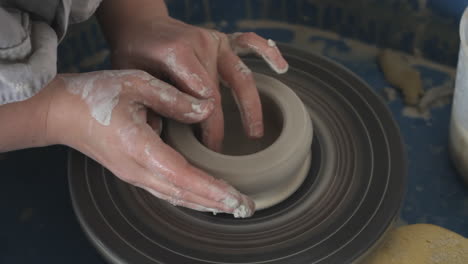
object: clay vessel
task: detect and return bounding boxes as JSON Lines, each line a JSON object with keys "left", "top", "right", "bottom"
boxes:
{"left": 165, "top": 73, "right": 313, "bottom": 210}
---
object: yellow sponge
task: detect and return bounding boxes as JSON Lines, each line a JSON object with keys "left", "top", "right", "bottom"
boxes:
{"left": 364, "top": 224, "right": 468, "bottom": 264}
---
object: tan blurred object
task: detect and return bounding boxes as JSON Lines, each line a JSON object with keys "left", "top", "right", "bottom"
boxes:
{"left": 364, "top": 224, "right": 468, "bottom": 264}
{"left": 379, "top": 49, "right": 424, "bottom": 105}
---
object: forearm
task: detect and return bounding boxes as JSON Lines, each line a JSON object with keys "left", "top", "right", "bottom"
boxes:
{"left": 97, "top": 0, "right": 169, "bottom": 48}
{"left": 0, "top": 78, "right": 59, "bottom": 152}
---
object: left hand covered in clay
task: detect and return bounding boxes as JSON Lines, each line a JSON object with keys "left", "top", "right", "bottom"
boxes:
{"left": 97, "top": 0, "right": 289, "bottom": 151}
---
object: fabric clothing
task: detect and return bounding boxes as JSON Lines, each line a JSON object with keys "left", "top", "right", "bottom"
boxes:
{"left": 0, "top": 0, "right": 101, "bottom": 104}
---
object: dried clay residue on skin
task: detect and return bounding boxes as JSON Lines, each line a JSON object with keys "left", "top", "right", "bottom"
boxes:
{"left": 229, "top": 32, "right": 289, "bottom": 74}
{"left": 117, "top": 123, "right": 140, "bottom": 154}
{"left": 183, "top": 102, "right": 210, "bottom": 120}
{"left": 267, "top": 39, "right": 276, "bottom": 47}
{"left": 139, "top": 144, "right": 254, "bottom": 218}
{"left": 220, "top": 187, "right": 254, "bottom": 218}
{"left": 128, "top": 103, "right": 146, "bottom": 125}
{"left": 234, "top": 61, "right": 252, "bottom": 76}
{"left": 164, "top": 48, "right": 211, "bottom": 97}
{"left": 233, "top": 204, "right": 251, "bottom": 218}
{"left": 149, "top": 79, "right": 176, "bottom": 103}
{"left": 146, "top": 77, "right": 212, "bottom": 120}
{"left": 62, "top": 71, "right": 126, "bottom": 126}
{"left": 62, "top": 70, "right": 154, "bottom": 126}
{"left": 137, "top": 184, "right": 221, "bottom": 215}
{"left": 222, "top": 194, "right": 253, "bottom": 218}
{"left": 157, "top": 79, "right": 210, "bottom": 118}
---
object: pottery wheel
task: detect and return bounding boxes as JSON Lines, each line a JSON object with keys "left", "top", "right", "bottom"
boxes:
{"left": 68, "top": 45, "right": 406, "bottom": 263}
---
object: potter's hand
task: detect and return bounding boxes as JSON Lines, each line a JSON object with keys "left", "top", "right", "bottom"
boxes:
{"left": 44, "top": 70, "right": 254, "bottom": 217}
{"left": 97, "top": 0, "right": 289, "bottom": 151}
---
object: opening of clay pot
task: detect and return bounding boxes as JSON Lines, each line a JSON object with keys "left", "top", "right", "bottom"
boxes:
{"left": 193, "top": 89, "right": 284, "bottom": 156}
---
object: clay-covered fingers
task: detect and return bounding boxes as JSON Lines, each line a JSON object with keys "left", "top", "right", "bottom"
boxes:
{"left": 158, "top": 47, "right": 216, "bottom": 99}
{"left": 188, "top": 30, "right": 225, "bottom": 151}
{"left": 138, "top": 185, "right": 224, "bottom": 213}
{"left": 229, "top": 32, "right": 289, "bottom": 74}
{"left": 217, "top": 35, "right": 264, "bottom": 138}
{"left": 112, "top": 150, "right": 229, "bottom": 214}
{"left": 139, "top": 169, "right": 253, "bottom": 216}
{"left": 128, "top": 75, "right": 215, "bottom": 124}
{"left": 199, "top": 88, "right": 224, "bottom": 151}
{"left": 135, "top": 127, "right": 255, "bottom": 217}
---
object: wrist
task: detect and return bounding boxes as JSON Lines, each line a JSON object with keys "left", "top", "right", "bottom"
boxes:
{"left": 43, "top": 74, "right": 90, "bottom": 148}
{"left": 0, "top": 77, "right": 60, "bottom": 152}
{"left": 42, "top": 76, "right": 67, "bottom": 146}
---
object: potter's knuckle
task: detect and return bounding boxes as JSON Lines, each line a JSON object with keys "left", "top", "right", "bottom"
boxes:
{"left": 158, "top": 40, "right": 184, "bottom": 53}
{"left": 200, "top": 33, "right": 215, "bottom": 46}
{"left": 217, "top": 32, "right": 228, "bottom": 41}
{"left": 242, "top": 32, "right": 258, "bottom": 39}
{"left": 192, "top": 28, "right": 206, "bottom": 39}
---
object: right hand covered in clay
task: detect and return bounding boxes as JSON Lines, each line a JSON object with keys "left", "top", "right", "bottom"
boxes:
{"left": 43, "top": 70, "right": 255, "bottom": 217}
{"left": 97, "top": 1, "right": 289, "bottom": 151}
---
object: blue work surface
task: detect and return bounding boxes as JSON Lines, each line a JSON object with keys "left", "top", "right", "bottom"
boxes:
{"left": 2, "top": 2, "right": 468, "bottom": 264}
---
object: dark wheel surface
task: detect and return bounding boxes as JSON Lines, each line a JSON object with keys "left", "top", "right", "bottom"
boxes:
{"left": 68, "top": 45, "right": 406, "bottom": 264}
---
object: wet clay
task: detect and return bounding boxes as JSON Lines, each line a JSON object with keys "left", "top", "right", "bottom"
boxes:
{"left": 165, "top": 73, "right": 313, "bottom": 210}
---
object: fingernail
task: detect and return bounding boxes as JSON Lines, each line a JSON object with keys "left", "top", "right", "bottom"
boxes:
{"left": 185, "top": 101, "right": 213, "bottom": 120}
{"left": 261, "top": 54, "right": 289, "bottom": 74}
{"left": 191, "top": 100, "right": 211, "bottom": 115}
{"left": 277, "top": 62, "right": 289, "bottom": 74}
{"left": 199, "top": 85, "right": 214, "bottom": 98}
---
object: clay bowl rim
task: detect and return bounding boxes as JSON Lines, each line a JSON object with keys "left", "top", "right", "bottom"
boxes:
{"left": 189, "top": 87, "right": 287, "bottom": 159}
{"left": 165, "top": 73, "right": 313, "bottom": 170}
